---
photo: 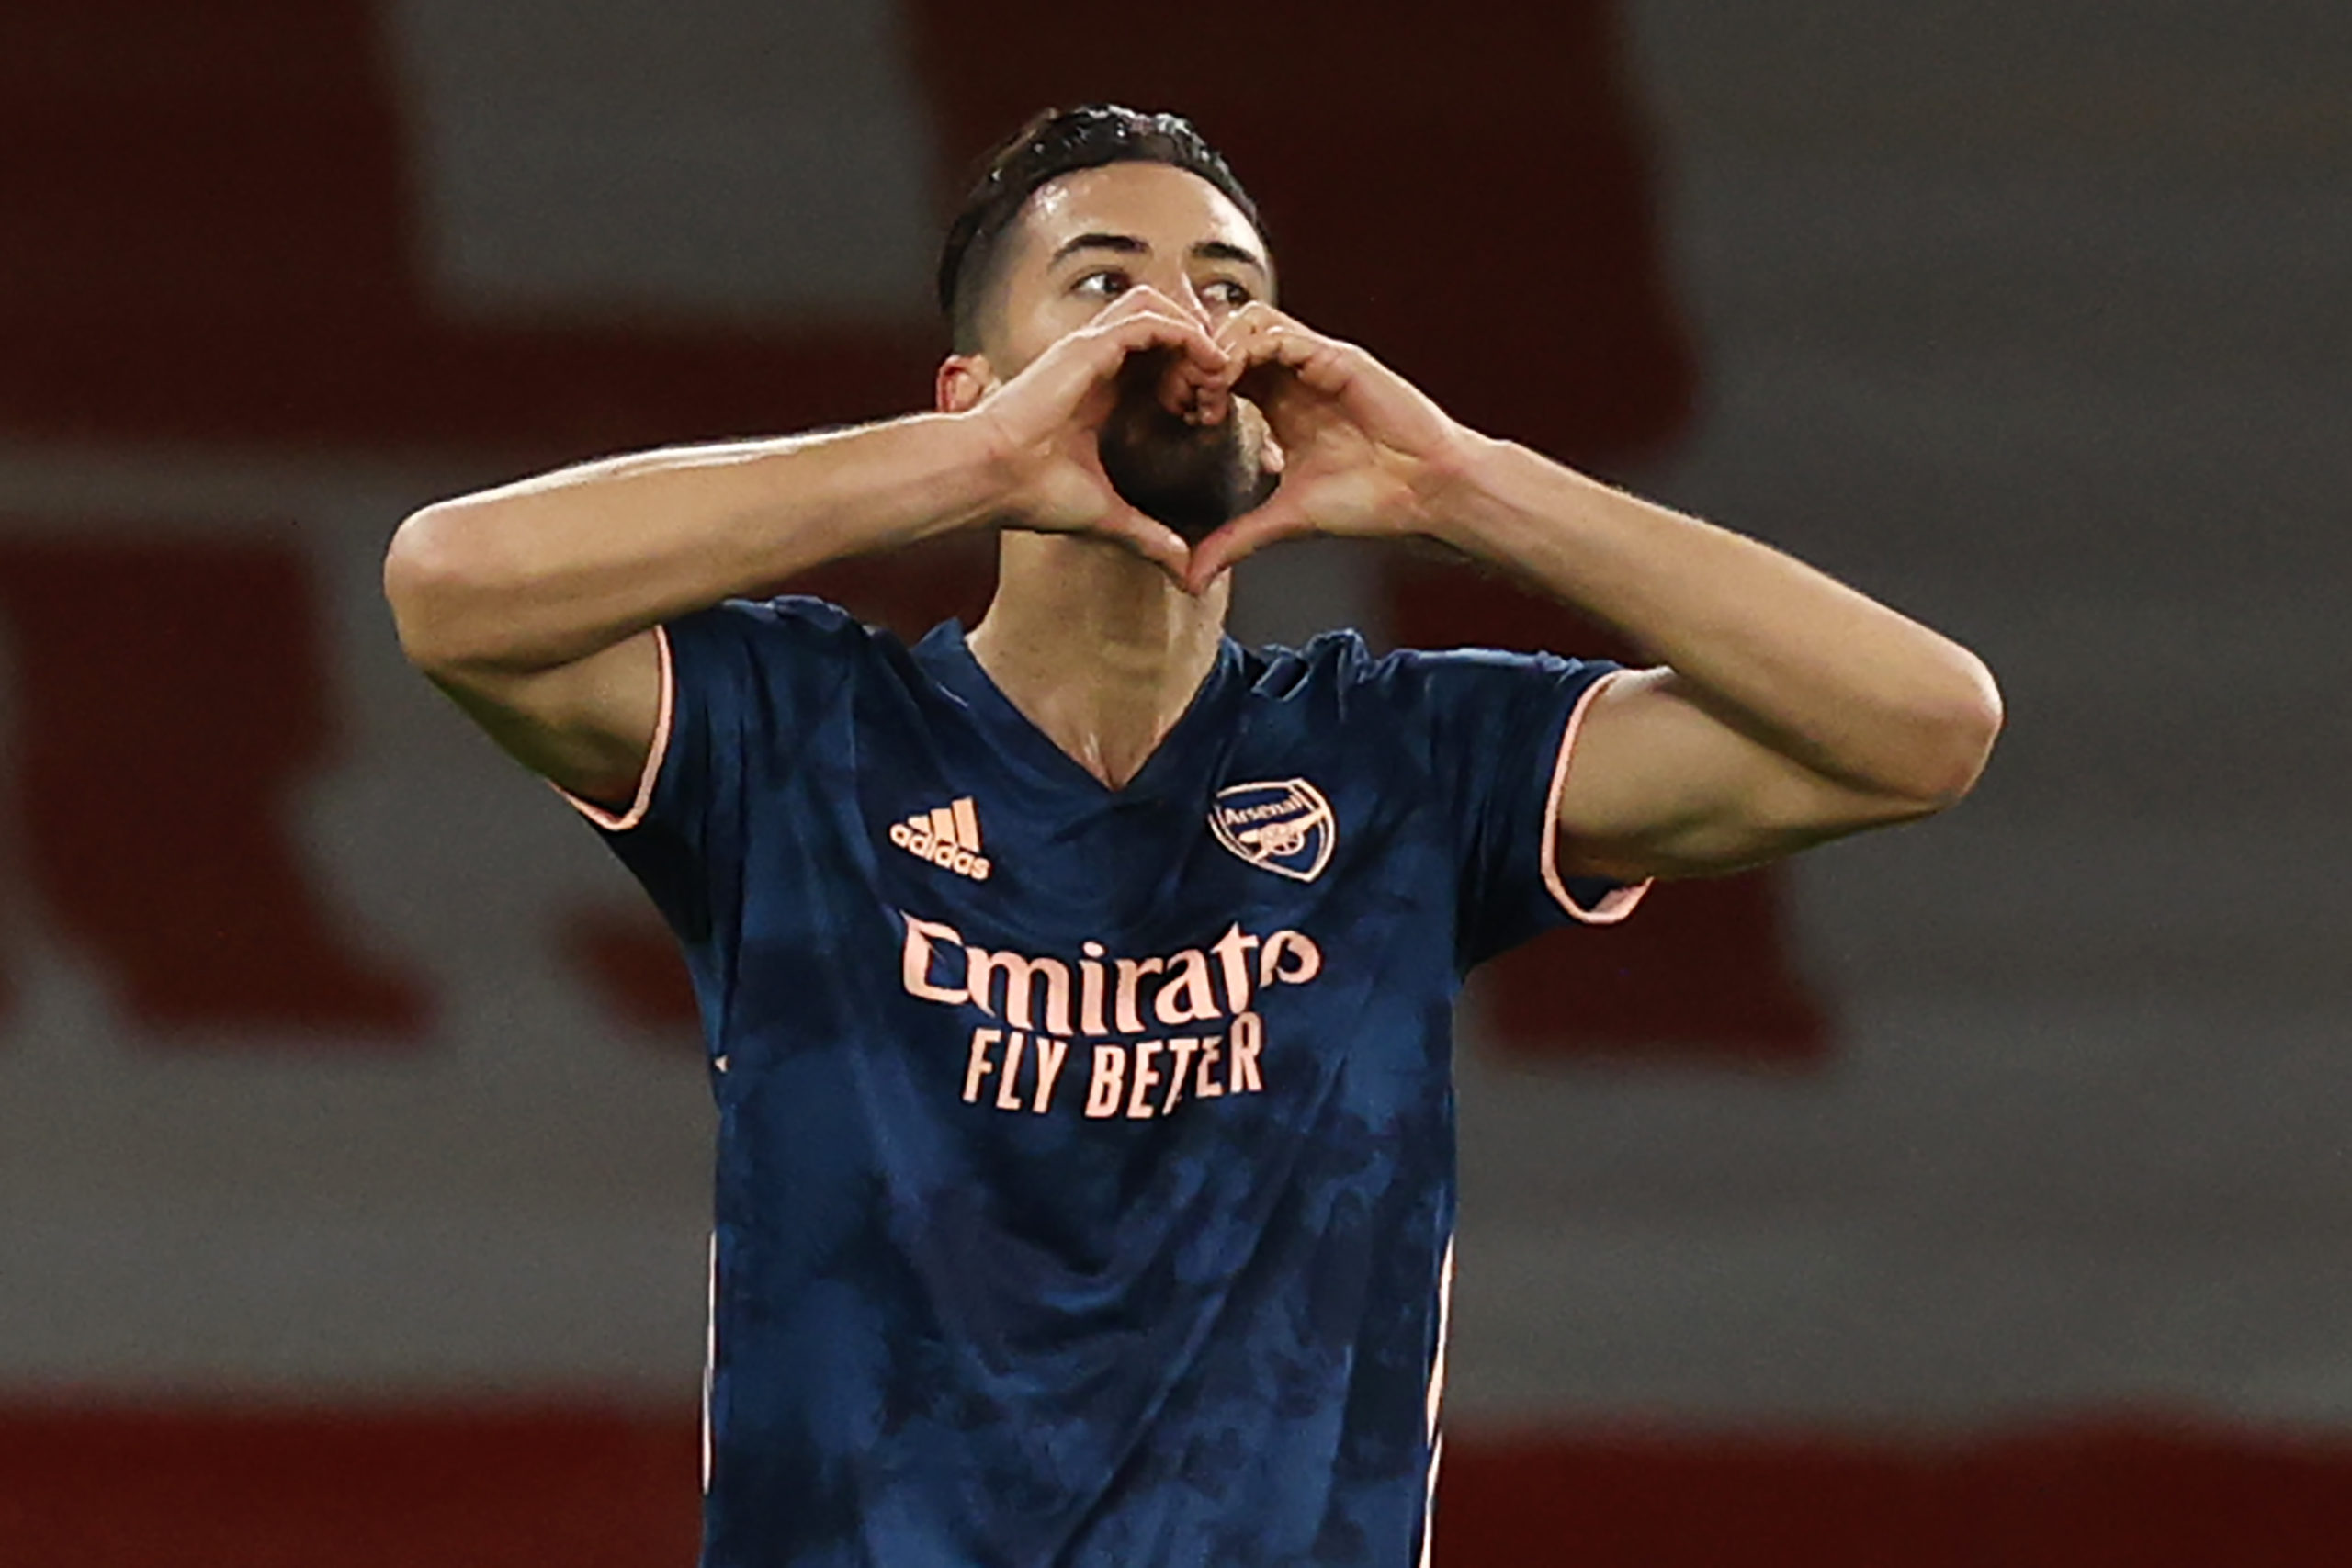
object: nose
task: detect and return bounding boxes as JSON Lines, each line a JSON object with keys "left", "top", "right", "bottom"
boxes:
{"left": 1163, "top": 276, "right": 1216, "bottom": 329}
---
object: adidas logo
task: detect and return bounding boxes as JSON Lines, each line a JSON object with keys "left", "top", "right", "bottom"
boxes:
{"left": 887, "top": 795, "right": 991, "bottom": 882}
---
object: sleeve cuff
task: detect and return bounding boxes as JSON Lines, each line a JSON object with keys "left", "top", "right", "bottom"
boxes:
{"left": 553, "top": 626, "right": 675, "bottom": 832}
{"left": 1539, "top": 668, "right": 1652, "bottom": 925}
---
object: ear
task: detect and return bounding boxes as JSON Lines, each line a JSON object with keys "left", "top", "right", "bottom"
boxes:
{"left": 935, "top": 355, "right": 997, "bottom": 414}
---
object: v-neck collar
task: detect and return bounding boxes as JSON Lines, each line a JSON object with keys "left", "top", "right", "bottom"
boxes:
{"left": 912, "top": 619, "right": 1244, "bottom": 802}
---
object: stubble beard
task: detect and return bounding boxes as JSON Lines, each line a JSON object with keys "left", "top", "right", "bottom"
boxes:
{"left": 1096, "top": 355, "right": 1278, "bottom": 544}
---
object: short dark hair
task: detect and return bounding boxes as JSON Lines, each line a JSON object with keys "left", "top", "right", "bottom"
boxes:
{"left": 936, "top": 104, "right": 1263, "bottom": 355}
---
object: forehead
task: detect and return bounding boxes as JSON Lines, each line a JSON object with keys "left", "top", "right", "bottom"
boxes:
{"left": 1005, "top": 162, "right": 1267, "bottom": 274}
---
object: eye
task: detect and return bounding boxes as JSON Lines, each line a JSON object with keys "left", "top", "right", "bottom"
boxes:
{"left": 1073, "top": 269, "right": 1131, "bottom": 300}
{"left": 1200, "top": 277, "right": 1253, "bottom": 309}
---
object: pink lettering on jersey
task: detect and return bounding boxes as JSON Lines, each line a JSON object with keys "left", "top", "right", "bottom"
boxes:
{"left": 907, "top": 915, "right": 1311, "bottom": 1121}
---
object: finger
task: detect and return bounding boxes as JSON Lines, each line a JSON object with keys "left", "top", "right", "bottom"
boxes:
{"left": 1221, "top": 331, "right": 1311, "bottom": 424}
{"left": 1208, "top": 303, "right": 1279, "bottom": 399}
{"left": 1213, "top": 299, "right": 1292, "bottom": 353}
{"left": 1093, "top": 313, "right": 1240, "bottom": 425}
{"left": 1173, "top": 356, "right": 1241, "bottom": 426}
{"left": 1217, "top": 303, "right": 1314, "bottom": 361}
{"left": 1093, "top": 286, "right": 1228, "bottom": 366}
{"left": 1096, "top": 282, "right": 1186, "bottom": 320}
{"left": 1092, "top": 507, "right": 1195, "bottom": 584}
{"left": 1231, "top": 321, "right": 1338, "bottom": 389}
{"left": 1183, "top": 496, "right": 1317, "bottom": 592}
{"left": 1093, "top": 308, "right": 1231, "bottom": 378}
{"left": 1222, "top": 310, "right": 1362, "bottom": 406}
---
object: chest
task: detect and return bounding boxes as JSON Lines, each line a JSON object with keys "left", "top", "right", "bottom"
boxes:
{"left": 719, "top": 683, "right": 1464, "bottom": 1151}
{"left": 791, "top": 680, "right": 1442, "bottom": 950}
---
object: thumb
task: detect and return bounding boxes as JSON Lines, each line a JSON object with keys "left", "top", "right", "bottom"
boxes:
{"left": 1183, "top": 494, "right": 1316, "bottom": 594}
{"left": 1093, "top": 506, "right": 1196, "bottom": 587}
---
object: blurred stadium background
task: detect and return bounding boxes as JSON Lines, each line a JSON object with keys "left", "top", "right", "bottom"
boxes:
{"left": 3, "top": 1, "right": 2348, "bottom": 1562}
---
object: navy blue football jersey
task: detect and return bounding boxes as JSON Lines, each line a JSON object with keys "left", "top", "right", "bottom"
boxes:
{"left": 565, "top": 597, "right": 1646, "bottom": 1568}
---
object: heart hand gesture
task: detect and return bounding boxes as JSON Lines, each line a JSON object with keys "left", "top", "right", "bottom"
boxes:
{"left": 966, "top": 286, "right": 1238, "bottom": 581}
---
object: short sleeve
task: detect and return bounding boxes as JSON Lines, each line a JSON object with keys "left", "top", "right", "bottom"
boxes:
{"left": 555, "top": 596, "right": 850, "bottom": 944}
{"left": 1377, "top": 646, "right": 1652, "bottom": 970}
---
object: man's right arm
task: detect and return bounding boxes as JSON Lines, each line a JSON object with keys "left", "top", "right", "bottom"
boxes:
{"left": 383, "top": 415, "right": 1012, "bottom": 805}
{"left": 383, "top": 288, "right": 1232, "bottom": 807}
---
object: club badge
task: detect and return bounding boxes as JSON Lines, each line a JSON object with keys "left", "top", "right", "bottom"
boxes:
{"left": 1208, "top": 778, "right": 1336, "bottom": 883}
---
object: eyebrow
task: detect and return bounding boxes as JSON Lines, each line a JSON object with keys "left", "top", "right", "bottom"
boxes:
{"left": 1047, "top": 231, "right": 1270, "bottom": 276}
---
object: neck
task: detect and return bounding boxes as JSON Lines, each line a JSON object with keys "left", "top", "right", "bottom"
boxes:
{"left": 967, "top": 532, "right": 1230, "bottom": 789}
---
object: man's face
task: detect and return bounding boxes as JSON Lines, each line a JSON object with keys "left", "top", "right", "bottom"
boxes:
{"left": 981, "top": 162, "right": 1280, "bottom": 540}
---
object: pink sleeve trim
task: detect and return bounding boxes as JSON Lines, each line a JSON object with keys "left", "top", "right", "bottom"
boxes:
{"left": 554, "top": 626, "right": 675, "bottom": 832}
{"left": 1539, "top": 670, "right": 1653, "bottom": 925}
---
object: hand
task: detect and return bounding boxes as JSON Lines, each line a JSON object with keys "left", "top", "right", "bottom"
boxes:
{"left": 967, "top": 286, "right": 1238, "bottom": 583}
{"left": 1182, "top": 305, "right": 1478, "bottom": 592}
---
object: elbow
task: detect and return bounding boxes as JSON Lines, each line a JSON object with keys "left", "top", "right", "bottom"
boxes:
{"left": 383, "top": 501, "right": 503, "bottom": 676}
{"left": 1909, "top": 650, "right": 2005, "bottom": 808}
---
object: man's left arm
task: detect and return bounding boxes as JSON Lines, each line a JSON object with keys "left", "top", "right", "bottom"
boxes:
{"left": 1186, "top": 304, "right": 2003, "bottom": 881}
{"left": 1428, "top": 445, "right": 2004, "bottom": 881}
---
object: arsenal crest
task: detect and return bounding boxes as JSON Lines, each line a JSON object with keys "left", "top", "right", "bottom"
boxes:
{"left": 1208, "top": 778, "right": 1337, "bottom": 883}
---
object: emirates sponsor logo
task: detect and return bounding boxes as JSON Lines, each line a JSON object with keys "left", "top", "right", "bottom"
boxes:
{"left": 888, "top": 795, "right": 990, "bottom": 881}
{"left": 1208, "top": 778, "right": 1336, "bottom": 883}
{"left": 899, "top": 912, "right": 1325, "bottom": 1122}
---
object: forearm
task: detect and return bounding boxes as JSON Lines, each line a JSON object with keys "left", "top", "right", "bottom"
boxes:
{"left": 1432, "top": 437, "right": 2002, "bottom": 803}
{"left": 385, "top": 412, "right": 1006, "bottom": 674}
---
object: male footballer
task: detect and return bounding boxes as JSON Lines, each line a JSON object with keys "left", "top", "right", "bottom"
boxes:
{"left": 386, "top": 105, "right": 2000, "bottom": 1568}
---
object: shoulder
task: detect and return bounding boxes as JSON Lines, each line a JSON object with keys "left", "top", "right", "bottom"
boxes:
{"left": 675, "top": 592, "right": 873, "bottom": 647}
{"left": 1238, "top": 630, "right": 1595, "bottom": 711}
{"left": 668, "top": 593, "right": 912, "bottom": 673}
{"left": 659, "top": 596, "right": 927, "bottom": 735}
{"left": 1238, "top": 627, "right": 1375, "bottom": 698}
